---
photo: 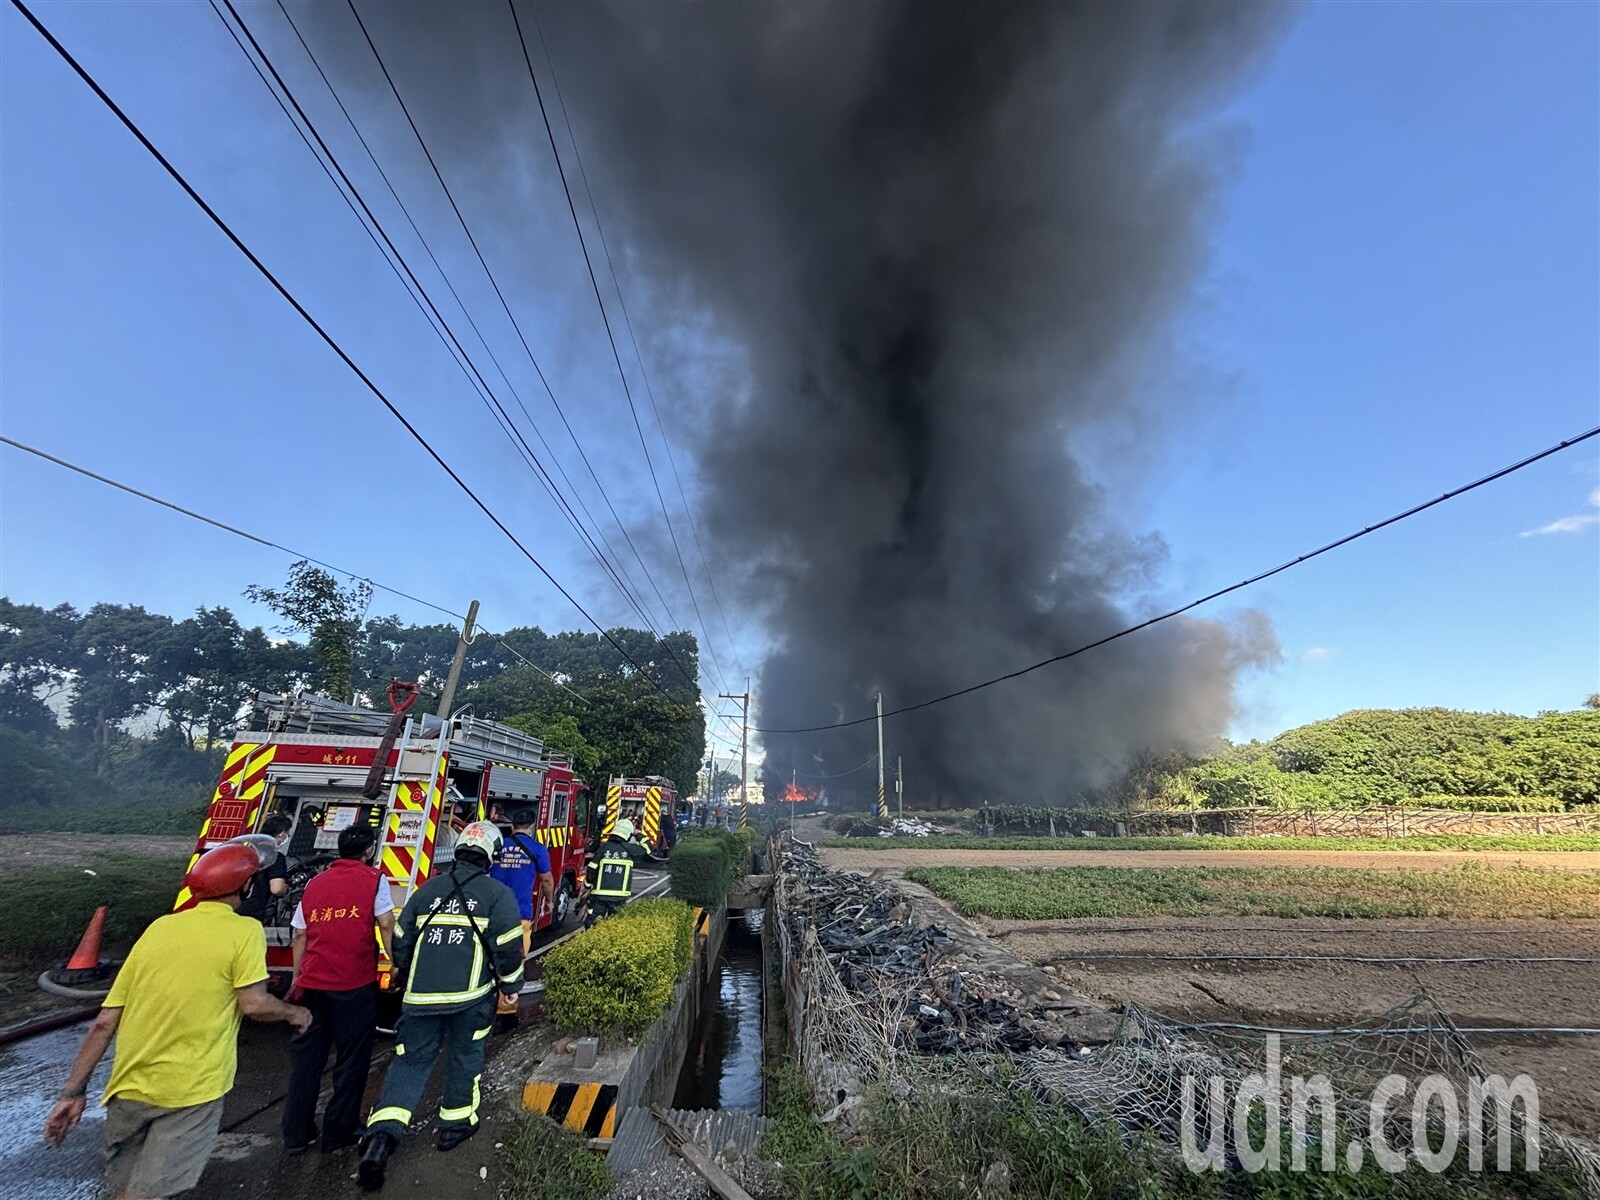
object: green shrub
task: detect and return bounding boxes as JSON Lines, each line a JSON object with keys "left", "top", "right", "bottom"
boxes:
{"left": 0, "top": 855, "right": 189, "bottom": 965}
{"left": 613, "top": 897, "right": 693, "bottom": 975}
{"left": 668, "top": 833, "right": 735, "bottom": 907}
{"left": 542, "top": 898, "right": 693, "bottom": 1035}
{"left": 1413, "top": 794, "right": 1566, "bottom": 813}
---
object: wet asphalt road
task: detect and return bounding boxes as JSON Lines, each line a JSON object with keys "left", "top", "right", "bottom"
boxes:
{"left": 0, "top": 872, "right": 669, "bottom": 1200}
{"left": 0, "top": 1022, "right": 110, "bottom": 1200}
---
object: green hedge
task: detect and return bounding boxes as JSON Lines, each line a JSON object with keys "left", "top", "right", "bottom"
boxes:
{"left": 667, "top": 827, "right": 747, "bottom": 907}
{"left": 0, "top": 855, "right": 188, "bottom": 965}
{"left": 542, "top": 898, "right": 694, "bottom": 1035}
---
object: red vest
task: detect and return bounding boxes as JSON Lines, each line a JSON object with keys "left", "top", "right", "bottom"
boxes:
{"left": 297, "top": 859, "right": 383, "bottom": 992}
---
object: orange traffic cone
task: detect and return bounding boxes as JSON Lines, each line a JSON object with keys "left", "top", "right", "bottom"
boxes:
{"left": 65, "top": 906, "right": 107, "bottom": 971}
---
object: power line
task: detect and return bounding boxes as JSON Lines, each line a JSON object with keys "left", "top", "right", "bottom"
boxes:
{"left": 212, "top": 0, "right": 661, "bottom": 659}
{"left": 760, "top": 424, "right": 1600, "bottom": 733}
{"left": 5, "top": 0, "right": 694, "bottom": 716}
{"left": 335, "top": 0, "right": 741, "bottom": 750}
{"left": 339, "top": 0, "right": 700, "bottom": 681}
{"left": 796, "top": 753, "right": 880, "bottom": 780}
{"left": 522, "top": 5, "right": 748, "bottom": 684}
{"left": 265, "top": 0, "right": 672, "bottom": 660}
{"left": 0, "top": 433, "right": 586, "bottom": 702}
{"left": 504, "top": 0, "right": 736, "bottom": 700}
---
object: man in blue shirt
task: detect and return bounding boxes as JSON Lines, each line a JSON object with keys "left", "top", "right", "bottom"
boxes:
{"left": 489, "top": 808, "right": 551, "bottom": 1022}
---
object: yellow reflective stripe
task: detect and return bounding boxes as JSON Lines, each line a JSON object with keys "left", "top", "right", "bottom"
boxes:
{"left": 502, "top": 964, "right": 524, "bottom": 985}
{"left": 495, "top": 925, "right": 523, "bottom": 945}
{"left": 472, "top": 1025, "right": 491, "bottom": 1041}
{"left": 441, "top": 1075, "right": 483, "bottom": 1124}
{"left": 367, "top": 1107, "right": 411, "bottom": 1127}
{"left": 394, "top": 1044, "right": 405, "bottom": 1056}
{"left": 403, "top": 981, "right": 493, "bottom": 1006}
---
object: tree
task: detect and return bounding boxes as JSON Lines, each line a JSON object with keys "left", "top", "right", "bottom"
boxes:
{"left": 506, "top": 710, "right": 602, "bottom": 780}
{"left": 1585, "top": 694, "right": 1600, "bottom": 711}
{"left": 352, "top": 616, "right": 461, "bottom": 711}
{"left": 0, "top": 599, "right": 80, "bottom": 733}
{"left": 245, "top": 562, "right": 372, "bottom": 702}
{"left": 158, "top": 607, "right": 287, "bottom": 747}
{"left": 69, "top": 604, "right": 176, "bottom": 774}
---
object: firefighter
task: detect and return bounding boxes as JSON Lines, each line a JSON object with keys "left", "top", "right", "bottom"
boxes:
{"left": 281, "top": 824, "right": 395, "bottom": 1155}
{"left": 584, "top": 818, "right": 636, "bottom": 925}
{"left": 43, "top": 843, "right": 311, "bottom": 1199}
{"left": 489, "top": 808, "right": 552, "bottom": 1029}
{"left": 237, "top": 812, "right": 292, "bottom": 923}
{"left": 357, "top": 822, "right": 524, "bottom": 1190}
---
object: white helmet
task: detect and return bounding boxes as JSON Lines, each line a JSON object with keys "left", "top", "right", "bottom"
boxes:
{"left": 611, "top": 818, "right": 636, "bottom": 842}
{"left": 457, "top": 821, "right": 503, "bottom": 859}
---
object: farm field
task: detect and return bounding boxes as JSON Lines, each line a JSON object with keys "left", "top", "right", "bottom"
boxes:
{"left": 892, "top": 863, "right": 1600, "bottom": 1141}
{"left": 822, "top": 832, "right": 1600, "bottom": 852}
{"left": 818, "top": 844, "right": 1600, "bottom": 873}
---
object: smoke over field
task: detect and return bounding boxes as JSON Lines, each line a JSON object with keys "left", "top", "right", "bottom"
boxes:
{"left": 327, "top": 0, "right": 1288, "bottom": 800}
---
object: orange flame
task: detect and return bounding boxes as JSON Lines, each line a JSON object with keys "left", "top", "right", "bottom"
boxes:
{"left": 782, "top": 781, "right": 819, "bottom": 804}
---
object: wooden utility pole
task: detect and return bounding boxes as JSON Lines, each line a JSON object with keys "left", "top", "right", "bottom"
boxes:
{"left": 897, "top": 754, "right": 903, "bottom": 818}
{"left": 876, "top": 692, "right": 886, "bottom": 820}
{"left": 436, "top": 600, "right": 479, "bottom": 719}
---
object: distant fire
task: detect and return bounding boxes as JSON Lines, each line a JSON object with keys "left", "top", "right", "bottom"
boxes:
{"left": 782, "top": 781, "right": 819, "bottom": 805}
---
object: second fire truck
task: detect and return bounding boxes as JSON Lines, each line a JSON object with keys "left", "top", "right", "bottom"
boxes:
{"left": 601, "top": 775, "right": 679, "bottom": 856}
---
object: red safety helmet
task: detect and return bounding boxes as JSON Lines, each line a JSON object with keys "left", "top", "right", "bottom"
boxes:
{"left": 184, "top": 843, "right": 261, "bottom": 901}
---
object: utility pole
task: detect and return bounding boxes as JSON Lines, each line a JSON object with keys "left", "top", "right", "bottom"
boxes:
{"left": 435, "top": 600, "right": 479, "bottom": 719}
{"left": 876, "top": 691, "right": 886, "bottom": 820}
{"left": 897, "top": 754, "right": 903, "bottom": 819}
{"left": 792, "top": 767, "right": 798, "bottom": 837}
{"left": 719, "top": 685, "right": 750, "bottom": 830}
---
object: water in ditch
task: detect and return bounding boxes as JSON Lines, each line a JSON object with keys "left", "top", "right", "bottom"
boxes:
{"left": 673, "top": 909, "right": 764, "bottom": 1111}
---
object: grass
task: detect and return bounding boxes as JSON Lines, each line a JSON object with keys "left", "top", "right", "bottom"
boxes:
{"left": 0, "top": 854, "right": 189, "bottom": 965}
{"left": 905, "top": 864, "right": 1600, "bottom": 921}
{"left": 759, "top": 1062, "right": 1584, "bottom": 1199}
{"left": 498, "top": 1113, "right": 611, "bottom": 1200}
{"left": 822, "top": 833, "right": 1600, "bottom": 852}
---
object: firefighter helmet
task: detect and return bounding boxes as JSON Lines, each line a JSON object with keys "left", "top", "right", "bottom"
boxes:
{"left": 457, "top": 821, "right": 503, "bottom": 859}
{"left": 611, "top": 818, "right": 636, "bottom": 843}
{"left": 228, "top": 833, "right": 283, "bottom": 869}
{"left": 184, "top": 843, "right": 261, "bottom": 900}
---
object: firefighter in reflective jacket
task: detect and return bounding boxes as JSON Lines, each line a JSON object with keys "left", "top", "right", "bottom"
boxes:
{"left": 357, "top": 823, "right": 523, "bottom": 1190}
{"left": 584, "top": 818, "right": 636, "bottom": 925}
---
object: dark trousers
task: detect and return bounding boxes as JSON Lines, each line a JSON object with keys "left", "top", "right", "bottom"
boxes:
{"left": 283, "top": 983, "right": 378, "bottom": 1150}
{"left": 364, "top": 996, "right": 496, "bottom": 1139}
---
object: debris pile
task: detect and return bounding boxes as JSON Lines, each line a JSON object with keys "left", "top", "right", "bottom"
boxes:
{"left": 878, "top": 816, "right": 944, "bottom": 838}
{"left": 784, "top": 842, "right": 1043, "bottom": 1055}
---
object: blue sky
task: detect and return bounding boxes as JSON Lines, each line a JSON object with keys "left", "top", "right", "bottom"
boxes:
{"left": 2, "top": 0, "right": 1596, "bottom": 750}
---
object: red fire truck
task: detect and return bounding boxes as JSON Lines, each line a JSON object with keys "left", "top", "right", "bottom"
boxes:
{"left": 601, "top": 775, "right": 679, "bottom": 856}
{"left": 178, "top": 690, "right": 592, "bottom": 986}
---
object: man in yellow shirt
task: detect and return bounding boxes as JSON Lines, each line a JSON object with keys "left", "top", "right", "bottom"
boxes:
{"left": 43, "top": 843, "right": 311, "bottom": 1199}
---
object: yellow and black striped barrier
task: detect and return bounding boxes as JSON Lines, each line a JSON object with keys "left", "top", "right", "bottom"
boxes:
{"left": 523, "top": 1080, "right": 620, "bottom": 1138}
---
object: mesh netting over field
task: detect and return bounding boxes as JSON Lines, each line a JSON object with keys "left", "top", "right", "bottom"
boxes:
{"left": 774, "top": 841, "right": 1600, "bottom": 1194}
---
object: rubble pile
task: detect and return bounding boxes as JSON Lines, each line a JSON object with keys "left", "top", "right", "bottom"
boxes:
{"left": 783, "top": 842, "right": 1043, "bottom": 1056}
{"left": 878, "top": 816, "right": 944, "bottom": 837}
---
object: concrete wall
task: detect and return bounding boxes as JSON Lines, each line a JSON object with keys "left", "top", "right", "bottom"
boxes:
{"left": 524, "top": 903, "right": 728, "bottom": 1137}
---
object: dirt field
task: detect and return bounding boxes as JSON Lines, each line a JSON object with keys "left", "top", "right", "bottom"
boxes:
{"left": 0, "top": 832, "right": 193, "bottom": 875}
{"left": 818, "top": 846, "right": 1600, "bottom": 871}
{"left": 978, "top": 912, "right": 1600, "bottom": 1140}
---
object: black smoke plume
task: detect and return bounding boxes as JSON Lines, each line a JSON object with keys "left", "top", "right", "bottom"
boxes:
{"left": 535, "top": 1, "right": 1287, "bottom": 802}
{"left": 310, "top": 1, "right": 1288, "bottom": 802}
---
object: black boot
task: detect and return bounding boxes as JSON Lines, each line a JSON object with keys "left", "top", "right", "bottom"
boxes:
{"left": 357, "top": 1131, "right": 397, "bottom": 1191}
{"left": 437, "top": 1124, "right": 478, "bottom": 1153}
